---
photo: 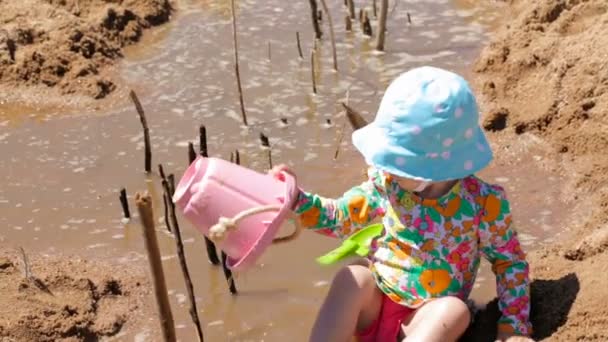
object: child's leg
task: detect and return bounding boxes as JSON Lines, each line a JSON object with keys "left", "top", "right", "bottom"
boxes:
{"left": 309, "top": 264, "right": 383, "bottom": 342}
{"left": 399, "top": 296, "right": 470, "bottom": 342}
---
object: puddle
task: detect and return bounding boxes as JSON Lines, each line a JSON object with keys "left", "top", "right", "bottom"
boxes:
{"left": 0, "top": 0, "right": 567, "bottom": 340}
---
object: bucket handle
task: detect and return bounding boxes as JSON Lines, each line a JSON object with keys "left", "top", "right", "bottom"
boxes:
{"left": 208, "top": 205, "right": 302, "bottom": 244}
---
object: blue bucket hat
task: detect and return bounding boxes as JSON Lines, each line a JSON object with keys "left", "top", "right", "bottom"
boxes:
{"left": 352, "top": 66, "right": 493, "bottom": 182}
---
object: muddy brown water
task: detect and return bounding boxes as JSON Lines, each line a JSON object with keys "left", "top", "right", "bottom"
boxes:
{"left": 0, "top": 0, "right": 569, "bottom": 341}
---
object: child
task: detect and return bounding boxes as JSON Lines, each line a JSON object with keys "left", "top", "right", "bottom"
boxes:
{"left": 271, "top": 67, "right": 533, "bottom": 342}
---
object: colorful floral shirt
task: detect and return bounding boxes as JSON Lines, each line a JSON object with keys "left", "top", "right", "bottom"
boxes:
{"left": 294, "top": 168, "right": 532, "bottom": 335}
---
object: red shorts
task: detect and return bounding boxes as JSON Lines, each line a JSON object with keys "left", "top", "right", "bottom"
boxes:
{"left": 356, "top": 294, "right": 414, "bottom": 342}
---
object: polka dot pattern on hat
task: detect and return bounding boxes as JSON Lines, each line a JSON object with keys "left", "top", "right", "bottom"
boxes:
{"left": 351, "top": 66, "right": 494, "bottom": 181}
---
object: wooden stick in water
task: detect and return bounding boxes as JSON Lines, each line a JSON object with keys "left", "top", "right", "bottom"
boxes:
{"left": 221, "top": 251, "right": 237, "bottom": 295}
{"left": 375, "top": 0, "right": 388, "bottom": 51}
{"left": 259, "top": 133, "right": 272, "bottom": 169}
{"left": 163, "top": 193, "right": 172, "bottom": 232}
{"left": 363, "top": 14, "right": 373, "bottom": 37}
{"left": 220, "top": 147, "right": 240, "bottom": 295}
{"left": 129, "top": 90, "right": 152, "bottom": 173}
{"left": 347, "top": 0, "right": 355, "bottom": 19}
{"left": 199, "top": 125, "right": 208, "bottom": 157}
{"left": 234, "top": 149, "right": 240, "bottom": 165}
{"left": 230, "top": 0, "right": 248, "bottom": 126}
{"left": 317, "top": 9, "right": 322, "bottom": 21}
{"left": 119, "top": 188, "right": 130, "bottom": 219}
{"left": 373, "top": 0, "right": 378, "bottom": 18}
{"left": 345, "top": 14, "right": 352, "bottom": 31}
{"left": 334, "top": 121, "right": 347, "bottom": 160}
{"left": 341, "top": 102, "right": 369, "bottom": 129}
{"left": 168, "top": 174, "right": 176, "bottom": 197}
{"left": 308, "top": 0, "right": 323, "bottom": 39}
{"left": 319, "top": 0, "right": 338, "bottom": 71}
{"left": 311, "top": 49, "right": 317, "bottom": 94}
{"left": 407, "top": 12, "right": 412, "bottom": 24}
{"left": 197, "top": 125, "right": 220, "bottom": 266}
{"left": 158, "top": 164, "right": 167, "bottom": 180}
{"left": 161, "top": 180, "right": 206, "bottom": 341}
{"left": 296, "top": 32, "right": 304, "bottom": 59}
{"left": 222, "top": 150, "right": 243, "bottom": 295}
{"left": 135, "top": 192, "right": 176, "bottom": 342}
{"left": 158, "top": 164, "right": 171, "bottom": 232}
{"left": 188, "top": 142, "right": 197, "bottom": 164}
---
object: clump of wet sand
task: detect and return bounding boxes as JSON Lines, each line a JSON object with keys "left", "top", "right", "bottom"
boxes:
{"left": 0, "top": 0, "right": 172, "bottom": 101}
{"left": 463, "top": 0, "right": 608, "bottom": 340}
{"left": 0, "top": 248, "right": 153, "bottom": 341}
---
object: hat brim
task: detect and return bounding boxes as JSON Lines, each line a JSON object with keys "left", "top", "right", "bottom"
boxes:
{"left": 352, "top": 124, "right": 493, "bottom": 182}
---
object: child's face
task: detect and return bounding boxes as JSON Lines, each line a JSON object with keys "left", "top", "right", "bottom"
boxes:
{"left": 391, "top": 174, "right": 429, "bottom": 192}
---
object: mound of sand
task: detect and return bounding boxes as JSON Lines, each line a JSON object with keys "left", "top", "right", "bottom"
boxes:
{"left": 0, "top": 0, "right": 172, "bottom": 100}
{"left": 0, "top": 249, "right": 151, "bottom": 341}
{"left": 466, "top": 0, "right": 608, "bottom": 340}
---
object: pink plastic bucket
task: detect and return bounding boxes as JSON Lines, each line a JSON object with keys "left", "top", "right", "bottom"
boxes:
{"left": 172, "top": 157, "right": 299, "bottom": 271}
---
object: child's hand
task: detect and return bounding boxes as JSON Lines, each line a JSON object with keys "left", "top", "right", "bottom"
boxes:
{"left": 495, "top": 333, "right": 535, "bottom": 342}
{"left": 269, "top": 164, "right": 300, "bottom": 210}
{"left": 269, "top": 164, "right": 296, "bottom": 183}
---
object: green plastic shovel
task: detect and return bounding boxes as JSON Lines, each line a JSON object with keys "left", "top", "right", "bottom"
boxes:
{"left": 316, "top": 223, "right": 384, "bottom": 265}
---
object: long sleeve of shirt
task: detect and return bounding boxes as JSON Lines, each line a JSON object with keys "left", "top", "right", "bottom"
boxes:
{"left": 293, "top": 168, "right": 387, "bottom": 239}
{"left": 478, "top": 184, "right": 533, "bottom": 336}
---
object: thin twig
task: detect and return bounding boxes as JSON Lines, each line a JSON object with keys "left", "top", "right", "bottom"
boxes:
{"left": 129, "top": 90, "right": 152, "bottom": 173}
{"left": 319, "top": 0, "right": 338, "bottom": 71}
{"left": 199, "top": 125, "right": 208, "bottom": 158}
{"left": 198, "top": 125, "right": 220, "bottom": 266}
{"left": 234, "top": 150, "right": 240, "bottom": 165}
{"left": 308, "top": 0, "right": 323, "bottom": 39}
{"left": 311, "top": 50, "right": 317, "bottom": 94}
{"left": 19, "top": 247, "right": 32, "bottom": 280}
{"left": 363, "top": 14, "right": 373, "bottom": 37}
{"left": 259, "top": 133, "right": 272, "bottom": 169}
{"left": 334, "top": 121, "right": 347, "bottom": 160}
{"left": 373, "top": 0, "right": 378, "bottom": 18}
{"left": 119, "top": 188, "right": 130, "bottom": 219}
{"left": 168, "top": 174, "right": 176, "bottom": 197}
{"left": 230, "top": 0, "right": 248, "bottom": 126}
{"left": 347, "top": 0, "right": 355, "bottom": 19}
{"left": 135, "top": 193, "right": 176, "bottom": 342}
{"left": 221, "top": 252, "right": 237, "bottom": 294}
{"left": 158, "top": 164, "right": 172, "bottom": 232}
{"left": 334, "top": 91, "right": 350, "bottom": 160}
{"left": 162, "top": 180, "right": 206, "bottom": 341}
{"left": 296, "top": 32, "right": 303, "bottom": 59}
{"left": 18, "top": 247, "right": 52, "bottom": 295}
{"left": 163, "top": 193, "right": 172, "bottom": 232}
{"left": 158, "top": 164, "right": 167, "bottom": 181}
{"left": 223, "top": 151, "right": 243, "bottom": 295}
{"left": 188, "top": 142, "right": 197, "bottom": 164}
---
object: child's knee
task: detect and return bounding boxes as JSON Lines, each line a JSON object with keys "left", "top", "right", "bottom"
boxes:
{"left": 437, "top": 297, "right": 471, "bottom": 331}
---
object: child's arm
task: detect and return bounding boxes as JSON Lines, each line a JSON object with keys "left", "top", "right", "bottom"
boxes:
{"left": 292, "top": 168, "right": 386, "bottom": 238}
{"left": 478, "top": 185, "right": 533, "bottom": 337}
